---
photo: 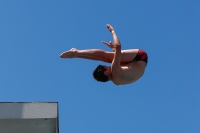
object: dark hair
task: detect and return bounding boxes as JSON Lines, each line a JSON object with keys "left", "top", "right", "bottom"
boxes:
{"left": 93, "top": 65, "right": 109, "bottom": 82}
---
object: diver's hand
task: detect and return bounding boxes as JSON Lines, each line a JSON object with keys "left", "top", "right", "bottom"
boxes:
{"left": 102, "top": 41, "right": 115, "bottom": 52}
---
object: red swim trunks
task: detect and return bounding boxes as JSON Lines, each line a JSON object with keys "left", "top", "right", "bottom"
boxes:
{"left": 133, "top": 49, "right": 148, "bottom": 65}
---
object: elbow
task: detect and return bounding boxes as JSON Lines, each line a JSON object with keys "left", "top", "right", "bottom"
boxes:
{"left": 113, "top": 39, "right": 121, "bottom": 47}
{"left": 114, "top": 44, "right": 121, "bottom": 51}
{"left": 114, "top": 41, "right": 121, "bottom": 47}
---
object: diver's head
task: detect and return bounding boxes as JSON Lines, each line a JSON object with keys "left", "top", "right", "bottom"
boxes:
{"left": 93, "top": 65, "right": 111, "bottom": 82}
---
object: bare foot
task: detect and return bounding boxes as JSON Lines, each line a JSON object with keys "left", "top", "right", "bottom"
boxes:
{"left": 60, "top": 48, "right": 77, "bottom": 58}
{"left": 106, "top": 24, "right": 114, "bottom": 32}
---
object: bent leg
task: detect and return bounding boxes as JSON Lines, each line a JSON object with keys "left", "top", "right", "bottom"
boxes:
{"left": 60, "top": 48, "right": 139, "bottom": 63}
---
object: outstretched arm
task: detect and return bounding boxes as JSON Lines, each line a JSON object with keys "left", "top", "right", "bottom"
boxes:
{"left": 106, "top": 24, "right": 123, "bottom": 79}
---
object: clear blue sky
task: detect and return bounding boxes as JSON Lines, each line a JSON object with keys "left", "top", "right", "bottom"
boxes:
{"left": 0, "top": 0, "right": 200, "bottom": 133}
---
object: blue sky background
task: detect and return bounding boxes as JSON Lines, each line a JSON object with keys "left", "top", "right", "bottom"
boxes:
{"left": 0, "top": 0, "right": 200, "bottom": 133}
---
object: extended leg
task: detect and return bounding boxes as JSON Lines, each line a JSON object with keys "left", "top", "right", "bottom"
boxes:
{"left": 60, "top": 48, "right": 139, "bottom": 63}
{"left": 60, "top": 48, "right": 113, "bottom": 63}
{"left": 74, "top": 49, "right": 113, "bottom": 63}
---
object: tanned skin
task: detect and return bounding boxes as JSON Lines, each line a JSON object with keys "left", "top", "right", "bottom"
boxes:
{"left": 60, "top": 24, "right": 147, "bottom": 85}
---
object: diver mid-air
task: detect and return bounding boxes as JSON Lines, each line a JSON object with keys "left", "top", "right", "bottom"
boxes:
{"left": 60, "top": 24, "right": 148, "bottom": 85}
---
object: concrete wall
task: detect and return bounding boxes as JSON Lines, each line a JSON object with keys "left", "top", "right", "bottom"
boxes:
{"left": 0, "top": 102, "right": 59, "bottom": 133}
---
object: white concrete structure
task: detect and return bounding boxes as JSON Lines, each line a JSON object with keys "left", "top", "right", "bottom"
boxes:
{"left": 0, "top": 102, "right": 59, "bottom": 133}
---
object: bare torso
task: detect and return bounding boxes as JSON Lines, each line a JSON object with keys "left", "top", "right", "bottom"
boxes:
{"left": 110, "top": 61, "right": 147, "bottom": 85}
